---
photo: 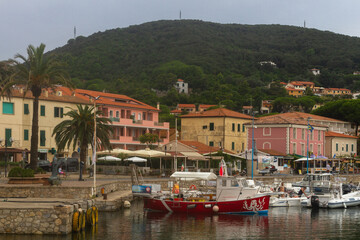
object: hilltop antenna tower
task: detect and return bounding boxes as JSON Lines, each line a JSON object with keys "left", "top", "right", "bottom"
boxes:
{"left": 180, "top": 10, "right": 181, "bottom": 20}
{"left": 74, "top": 26, "right": 77, "bottom": 39}
{"left": 304, "top": 20, "right": 306, "bottom": 28}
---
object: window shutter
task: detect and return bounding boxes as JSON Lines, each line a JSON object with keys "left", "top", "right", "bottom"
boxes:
{"left": 5, "top": 129, "right": 12, "bottom": 147}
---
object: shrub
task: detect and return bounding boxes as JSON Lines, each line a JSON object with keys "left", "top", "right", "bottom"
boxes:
{"left": 8, "top": 167, "right": 23, "bottom": 177}
{"left": 8, "top": 167, "right": 34, "bottom": 178}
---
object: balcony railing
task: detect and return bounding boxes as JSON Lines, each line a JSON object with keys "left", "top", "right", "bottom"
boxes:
{"left": 109, "top": 117, "right": 120, "bottom": 122}
{"left": 154, "top": 122, "right": 164, "bottom": 126}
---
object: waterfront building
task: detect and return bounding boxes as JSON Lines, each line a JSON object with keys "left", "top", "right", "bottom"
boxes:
{"left": 245, "top": 114, "right": 328, "bottom": 157}
{"left": 264, "top": 112, "right": 355, "bottom": 135}
{"left": 325, "top": 131, "right": 358, "bottom": 158}
{"left": 0, "top": 86, "right": 91, "bottom": 162}
{"left": 61, "top": 88, "right": 170, "bottom": 150}
{"left": 181, "top": 108, "right": 252, "bottom": 153}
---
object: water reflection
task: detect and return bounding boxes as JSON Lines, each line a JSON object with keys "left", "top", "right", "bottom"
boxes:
{"left": 2, "top": 200, "right": 360, "bottom": 239}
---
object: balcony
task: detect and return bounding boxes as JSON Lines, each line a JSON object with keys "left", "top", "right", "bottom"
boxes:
{"left": 109, "top": 117, "right": 120, "bottom": 122}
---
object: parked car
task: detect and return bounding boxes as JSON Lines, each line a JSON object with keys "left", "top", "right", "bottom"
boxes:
{"left": 25, "top": 159, "right": 52, "bottom": 172}
{"left": 53, "top": 157, "right": 79, "bottom": 172}
{"left": 259, "top": 166, "right": 277, "bottom": 176}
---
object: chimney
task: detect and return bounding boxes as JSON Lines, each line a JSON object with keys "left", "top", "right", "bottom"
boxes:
{"left": 157, "top": 102, "right": 160, "bottom": 110}
{"left": 43, "top": 90, "right": 48, "bottom": 97}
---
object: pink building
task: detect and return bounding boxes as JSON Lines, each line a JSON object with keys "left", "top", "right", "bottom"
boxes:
{"left": 61, "top": 87, "right": 170, "bottom": 150}
{"left": 245, "top": 115, "right": 328, "bottom": 156}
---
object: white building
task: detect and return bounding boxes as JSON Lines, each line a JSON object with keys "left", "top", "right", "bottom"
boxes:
{"left": 174, "top": 79, "right": 188, "bottom": 94}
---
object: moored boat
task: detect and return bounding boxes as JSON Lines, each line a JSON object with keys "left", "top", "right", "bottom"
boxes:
{"left": 136, "top": 171, "right": 270, "bottom": 215}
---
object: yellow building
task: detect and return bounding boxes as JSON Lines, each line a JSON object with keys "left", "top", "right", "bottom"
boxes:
{"left": 180, "top": 108, "right": 253, "bottom": 153}
{"left": 285, "top": 87, "right": 304, "bottom": 97}
{"left": 0, "top": 87, "right": 91, "bottom": 162}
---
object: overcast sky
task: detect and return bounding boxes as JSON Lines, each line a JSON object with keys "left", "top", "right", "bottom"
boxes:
{"left": 1, "top": 0, "right": 360, "bottom": 61}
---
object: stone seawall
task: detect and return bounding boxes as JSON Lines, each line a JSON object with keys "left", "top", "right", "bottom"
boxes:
{"left": 0, "top": 205, "right": 73, "bottom": 235}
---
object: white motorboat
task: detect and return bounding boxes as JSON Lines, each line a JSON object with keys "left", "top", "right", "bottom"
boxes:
{"left": 270, "top": 194, "right": 308, "bottom": 207}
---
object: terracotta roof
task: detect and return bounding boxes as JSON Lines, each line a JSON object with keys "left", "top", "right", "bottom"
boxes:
{"left": 9, "top": 87, "right": 91, "bottom": 105}
{"left": 258, "top": 149, "right": 287, "bottom": 156}
{"left": 325, "top": 131, "right": 358, "bottom": 139}
{"left": 250, "top": 113, "right": 327, "bottom": 127}
{"left": 59, "top": 87, "right": 159, "bottom": 111}
{"left": 177, "top": 79, "right": 184, "bottom": 82}
{"left": 199, "top": 104, "right": 216, "bottom": 109}
{"left": 178, "top": 104, "right": 196, "bottom": 108}
{"left": 326, "top": 88, "right": 350, "bottom": 91}
{"left": 242, "top": 106, "right": 253, "bottom": 109}
{"left": 260, "top": 112, "right": 344, "bottom": 123}
{"left": 181, "top": 108, "right": 253, "bottom": 119}
{"left": 170, "top": 109, "right": 182, "bottom": 113}
{"left": 291, "top": 81, "right": 315, "bottom": 85}
{"left": 179, "top": 141, "right": 234, "bottom": 154}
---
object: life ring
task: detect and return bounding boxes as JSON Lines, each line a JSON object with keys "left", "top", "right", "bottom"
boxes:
{"left": 189, "top": 185, "right": 197, "bottom": 190}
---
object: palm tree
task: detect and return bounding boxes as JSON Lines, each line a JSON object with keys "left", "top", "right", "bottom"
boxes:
{"left": 0, "top": 44, "right": 72, "bottom": 169}
{"left": 52, "top": 105, "right": 113, "bottom": 171}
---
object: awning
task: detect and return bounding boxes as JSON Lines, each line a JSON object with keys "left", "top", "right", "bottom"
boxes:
{"left": 170, "top": 171, "right": 217, "bottom": 181}
{"left": 180, "top": 151, "right": 206, "bottom": 160}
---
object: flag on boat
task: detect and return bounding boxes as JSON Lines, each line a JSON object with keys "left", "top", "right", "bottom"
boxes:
{"left": 308, "top": 123, "right": 314, "bottom": 132}
{"left": 219, "top": 159, "right": 228, "bottom": 177}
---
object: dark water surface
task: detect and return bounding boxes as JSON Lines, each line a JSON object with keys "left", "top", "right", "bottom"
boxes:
{"left": 2, "top": 199, "right": 360, "bottom": 240}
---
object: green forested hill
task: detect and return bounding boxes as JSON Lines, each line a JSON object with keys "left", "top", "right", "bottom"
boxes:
{"left": 48, "top": 20, "right": 360, "bottom": 110}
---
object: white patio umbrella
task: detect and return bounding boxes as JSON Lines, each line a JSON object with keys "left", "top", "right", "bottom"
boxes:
{"left": 124, "top": 156, "right": 147, "bottom": 162}
{"left": 98, "top": 156, "right": 122, "bottom": 161}
{"left": 97, "top": 148, "right": 134, "bottom": 155}
{"left": 132, "top": 148, "right": 170, "bottom": 158}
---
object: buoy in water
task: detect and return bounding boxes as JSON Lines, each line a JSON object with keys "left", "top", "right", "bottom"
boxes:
{"left": 213, "top": 205, "right": 219, "bottom": 212}
{"left": 124, "top": 200, "right": 131, "bottom": 208}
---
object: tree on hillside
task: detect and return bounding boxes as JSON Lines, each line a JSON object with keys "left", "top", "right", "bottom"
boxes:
{"left": 312, "top": 99, "right": 360, "bottom": 135}
{"left": 0, "top": 44, "right": 72, "bottom": 170}
{"left": 52, "top": 105, "right": 113, "bottom": 171}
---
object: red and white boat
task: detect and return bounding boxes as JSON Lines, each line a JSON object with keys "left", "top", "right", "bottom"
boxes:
{"left": 134, "top": 171, "right": 270, "bottom": 215}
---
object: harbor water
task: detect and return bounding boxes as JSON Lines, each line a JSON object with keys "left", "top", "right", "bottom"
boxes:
{"left": 2, "top": 199, "right": 360, "bottom": 239}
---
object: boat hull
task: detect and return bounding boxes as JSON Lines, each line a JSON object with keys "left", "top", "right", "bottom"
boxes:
{"left": 270, "top": 197, "right": 306, "bottom": 207}
{"left": 144, "top": 195, "right": 270, "bottom": 215}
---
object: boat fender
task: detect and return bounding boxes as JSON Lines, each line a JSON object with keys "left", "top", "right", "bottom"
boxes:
{"left": 213, "top": 205, "right": 219, "bottom": 212}
{"left": 124, "top": 200, "right": 131, "bottom": 208}
{"left": 189, "top": 185, "right": 197, "bottom": 190}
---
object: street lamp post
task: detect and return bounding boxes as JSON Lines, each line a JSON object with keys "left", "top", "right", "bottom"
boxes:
{"left": 251, "top": 111, "right": 255, "bottom": 179}
{"left": 307, "top": 117, "right": 311, "bottom": 174}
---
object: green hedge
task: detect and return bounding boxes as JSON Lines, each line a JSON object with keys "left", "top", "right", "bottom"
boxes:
{"left": 0, "top": 162, "right": 20, "bottom": 167}
{"left": 8, "top": 167, "right": 34, "bottom": 177}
